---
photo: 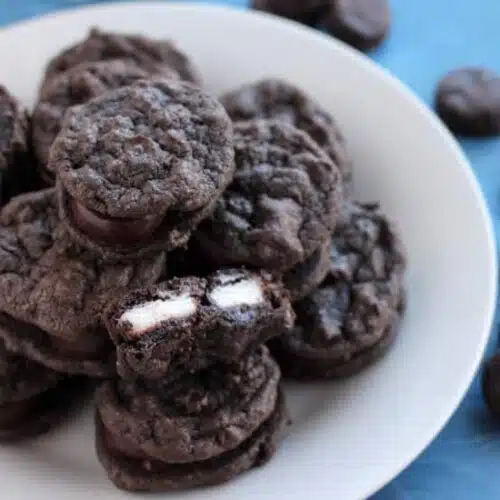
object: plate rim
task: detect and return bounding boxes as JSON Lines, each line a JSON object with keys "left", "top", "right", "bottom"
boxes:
{"left": 0, "top": 2, "right": 497, "bottom": 498}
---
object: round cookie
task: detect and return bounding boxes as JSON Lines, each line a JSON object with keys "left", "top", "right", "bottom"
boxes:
{"left": 0, "top": 189, "right": 166, "bottom": 377}
{"left": 96, "top": 345, "right": 281, "bottom": 464}
{"left": 104, "top": 268, "right": 294, "bottom": 381}
{"left": 220, "top": 78, "right": 352, "bottom": 189}
{"left": 283, "top": 238, "right": 332, "bottom": 302}
{"left": 51, "top": 79, "right": 235, "bottom": 261}
{"left": 0, "top": 86, "right": 39, "bottom": 203}
{"left": 325, "top": 0, "right": 390, "bottom": 52}
{"left": 270, "top": 202, "right": 407, "bottom": 379}
{"left": 251, "top": 0, "right": 329, "bottom": 26}
{"left": 482, "top": 353, "right": 500, "bottom": 418}
{"left": 435, "top": 67, "right": 500, "bottom": 137}
{"left": 0, "top": 337, "right": 80, "bottom": 441}
{"left": 33, "top": 59, "right": 172, "bottom": 174}
{"left": 196, "top": 119, "right": 343, "bottom": 273}
{"left": 96, "top": 380, "right": 287, "bottom": 491}
{"left": 42, "top": 27, "right": 200, "bottom": 90}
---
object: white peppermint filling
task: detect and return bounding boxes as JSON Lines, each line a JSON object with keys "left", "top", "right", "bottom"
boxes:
{"left": 209, "top": 278, "right": 264, "bottom": 309}
{"left": 120, "top": 293, "right": 197, "bottom": 335}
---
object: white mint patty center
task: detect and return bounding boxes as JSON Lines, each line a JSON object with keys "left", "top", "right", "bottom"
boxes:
{"left": 209, "top": 278, "right": 264, "bottom": 308}
{"left": 120, "top": 293, "right": 197, "bottom": 334}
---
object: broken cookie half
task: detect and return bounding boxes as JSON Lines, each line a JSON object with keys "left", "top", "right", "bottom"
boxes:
{"left": 104, "top": 269, "right": 295, "bottom": 381}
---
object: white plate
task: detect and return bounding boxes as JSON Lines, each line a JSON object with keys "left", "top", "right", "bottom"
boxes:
{"left": 0, "top": 3, "right": 496, "bottom": 500}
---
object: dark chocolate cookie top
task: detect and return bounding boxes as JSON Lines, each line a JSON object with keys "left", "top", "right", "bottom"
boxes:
{"left": 33, "top": 59, "right": 162, "bottom": 170}
{"left": 197, "top": 119, "right": 343, "bottom": 272}
{"left": 96, "top": 345, "right": 280, "bottom": 463}
{"left": 0, "top": 189, "right": 166, "bottom": 342}
{"left": 51, "top": 78, "right": 234, "bottom": 219}
{"left": 288, "top": 201, "right": 405, "bottom": 352}
{"left": 221, "top": 78, "right": 351, "bottom": 186}
{"left": 251, "top": 0, "right": 329, "bottom": 25}
{"left": 435, "top": 67, "right": 500, "bottom": 136}
{"left": 0, "top": 338, "right": 62, "bottom": 404}
{"left": 42, "top": 27, "right": 200, "bottom": 87}
{"left": 325, "top": 0, "right": 390, "bottom": 52}
{"left": 105, "top": 268, "right": 294, "bottom": 380}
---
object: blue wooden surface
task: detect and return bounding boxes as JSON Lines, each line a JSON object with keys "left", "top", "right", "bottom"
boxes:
{"left": 1, "top": 1, "right": 500, "bottom": 498}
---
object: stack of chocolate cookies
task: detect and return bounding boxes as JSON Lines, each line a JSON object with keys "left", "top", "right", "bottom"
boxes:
{"left": 191, "top": 77, "right": 407, "bottom": 380}
{"left": 0, "top": 30, "right": 227, "bottom": 441}
{"left": 0, "top": 89, "right": 91, "bottom": 439}
{"left": 95, "top": 269, "right": 293, "bottom": 491}
{"left": 0, "top": 26, "right": 407, "bottom": 494}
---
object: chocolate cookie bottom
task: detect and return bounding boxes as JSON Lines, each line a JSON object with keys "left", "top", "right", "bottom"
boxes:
{"left": 0, "top": 312, "right": 115, "bottom": 378}
{"left": 270, "top": 308, "right": 404, "bottom": 380}
{"left": 96, "top": 390, "right": 288, "bottom": 492}
{"left": 0, "top": 377, "right": 85, "bottom": 441}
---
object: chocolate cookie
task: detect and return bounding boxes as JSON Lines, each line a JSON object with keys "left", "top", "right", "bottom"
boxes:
{"left": 325, "top": 0, "right": 390, "bottom": 52}
{"left": 270, "top": 202, "right": 406, "bottom": 379}
{"left": 33, "top": 59, "right": 170, "bottom": 174}
{"left": 196, "top": 119, "right": 343, "bottom": 273}
{"left": 283, "top": 238, "right": 332, "bottom": 302}
{"left": 0, "top": 337, "right": 80, "bottom": 441}
{"left": 42, "top": 27, "right": 200, "bottom": 90}
{"left": 51, "top": 79, "right": 234, "bottom": 261}
{"left": 0, "top": 189, "right": 166, "bottom": 377}
{"left": 96, "top": 383, "right": 287, "bottom": 492}
{"left": 96, "top": 345, "right": 281, "bottom": 464}
{"left": 104, "top": 268, "right": 294, "bottom": 381}
{"left": 220, "top": 79, "right": 352, "bottom": 189}
{"left": 482, "top": 353, "right": 500, "bottom": 418}
{"left": 0, "top": 86, "right": 38, "bottom": 203}
{"left": 251, "top": 0, "right": 329, "bottom": 26}
{"left": 435, "top": 67, "right": 500, "bottom": 137}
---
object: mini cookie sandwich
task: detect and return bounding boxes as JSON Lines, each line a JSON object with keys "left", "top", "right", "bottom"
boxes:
{"left": 251, "top": 0, "right": 329, "bottom": 26}
{"left": 51, "top": 78, "right": 235, "bottom": 261}
{"left": 104, "top": 268, "right": 294, "bottom": 381}
{"left": 96, "top": 345, "right": 281, "bottom": 464}
{"left": 0, "top": 337, "right": 80, "bottom": 441}
{"left": 196, "top": 119, "right": 343, "bottom": 273}
{"left": 0, "top": 86, "right": 39, "bottom": 203}
{"left": 220, "top": 78, "right": 352, "bottom": 189}
{"left": 0, "top": 189, "right": 166, "bottom": 377}
{"left": 270, "top": 202, "right": 407, "bottom": 379}
{"left": 41, "top": 27, "right": 201, "bottom": 91}
{"left": 33, "top": 59, "right": 175, "bottom": 174}
{"left": 95, "top": 346, "right": 288, "bottom": 492}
